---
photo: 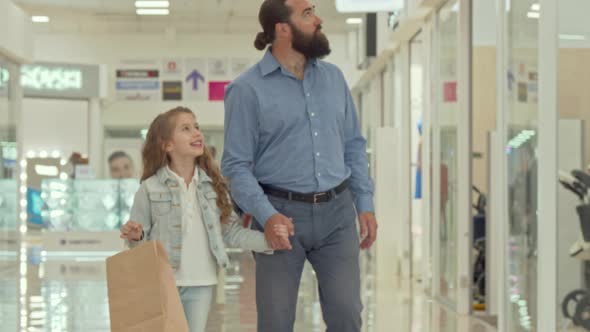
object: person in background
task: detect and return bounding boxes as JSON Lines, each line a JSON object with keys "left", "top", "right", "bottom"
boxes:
{"left": 108, "top": 151, "right": 135, "bottom": 179}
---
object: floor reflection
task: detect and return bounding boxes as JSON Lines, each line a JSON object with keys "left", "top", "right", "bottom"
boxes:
{"left": 0, "top": 242, "right": 499, "bottom": 332}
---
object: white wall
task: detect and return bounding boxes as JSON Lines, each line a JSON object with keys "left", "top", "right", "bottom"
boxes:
{"left": 0, "top": 0, "right": 33, "bottom": 63}
{"left": 32, "top": 32, "right": 362, "bottom": 129}
{"left": 22, "top": 98, "right": 89, "bottom": 157}
{"left": 473, "top": 0, "right": 496, "bottom": 47}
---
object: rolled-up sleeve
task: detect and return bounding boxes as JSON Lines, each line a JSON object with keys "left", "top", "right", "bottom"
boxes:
{"left": 126, "top": 184, "right": 152, "bottom": 248}
{"left": 221, "top": 82, "right": 277, "bottom": 227}
{"left": 342, "top": 75, "right": 375, "bottom": 214}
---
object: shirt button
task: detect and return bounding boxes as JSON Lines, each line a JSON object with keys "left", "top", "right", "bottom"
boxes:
{"left": 316, "top": 152, "right": 320, "bottom": 157}
{"left": 311, "top": 112, "right": 315, "bottom": 117}
{"left": 317, "top": 173, "right": 321, "bottom": 177}
{"left": 314, "top": 132, "right": 318, "bottom": 136}
{"left": 306, "top": 92, "right": 310, "bottom": 97}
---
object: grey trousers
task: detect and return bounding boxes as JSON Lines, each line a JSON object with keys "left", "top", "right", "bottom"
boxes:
{"left": 252, "top": 188, "right": 362, "bottom": 332}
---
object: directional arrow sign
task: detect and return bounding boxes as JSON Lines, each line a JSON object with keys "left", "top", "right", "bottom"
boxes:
{"left": 186, "top": 70, "right": 205, "bottom": 90}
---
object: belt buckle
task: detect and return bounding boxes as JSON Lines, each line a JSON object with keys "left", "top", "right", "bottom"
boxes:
{"left": 313, "top": 192, "right": 327, "bottom": 204}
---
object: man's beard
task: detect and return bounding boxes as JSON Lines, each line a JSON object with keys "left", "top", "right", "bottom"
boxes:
{"left": 289, "top": 22, "right": 331, "bottom": 59}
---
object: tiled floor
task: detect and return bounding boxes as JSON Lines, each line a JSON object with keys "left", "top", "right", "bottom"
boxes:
{"left": 0, "top": 242, "right": 498, "bottom": 332}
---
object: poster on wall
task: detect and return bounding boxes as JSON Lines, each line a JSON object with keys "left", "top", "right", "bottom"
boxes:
{"left": 209, "top": 81, "right": 231, "bottom": 101}
{"left": 518, "top": 82, "right": 528, "bottom": 102}
{"left": 443, "top": 81, "right": 457, "bottom": 103}
{"left": 114, "top": 57, "right": 245, "bottom": 102}
{"left": 528, "top": 71, "right": 538, "bottom": 104}
{"left": 208, "top": 58, "right": 229, "bottom": 79}
{"left": 163, "top": 81, "right": 182, "bottom": 101}
{"left": 115, "top": 68, "right": 160, "bottom": 101}
{"left": 231, "top": 58, "right": 255, "bottom": 77}
{"left": 528, "top": 82, "right": 538, "bottom": 104}
{"left": 161, "top": 58, "right": 184, "bottom": 77}
{"left": 183, "top": 58, "right": 208, "bottom": 101}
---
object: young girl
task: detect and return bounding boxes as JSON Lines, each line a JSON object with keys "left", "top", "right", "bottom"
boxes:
{"left": 120, "top": 107, "right": 291, "bottom": 332}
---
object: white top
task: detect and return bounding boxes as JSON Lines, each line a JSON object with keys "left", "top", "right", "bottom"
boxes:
{"left": 167, "top": 166, "right": 218, "bottom": 286}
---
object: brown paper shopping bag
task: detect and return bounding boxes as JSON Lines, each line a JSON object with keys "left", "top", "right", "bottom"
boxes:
{"left": 106, "top": 241, "right": 189, "bottom": 332}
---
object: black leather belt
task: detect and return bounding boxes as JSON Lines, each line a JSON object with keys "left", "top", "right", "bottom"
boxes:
{"left": 260, "top": 179, "right": 349, "bottom": 204}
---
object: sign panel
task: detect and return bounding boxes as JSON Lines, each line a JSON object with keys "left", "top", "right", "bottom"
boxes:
{"left": 184, "top": 58, "right": 208, "bottom": 101}
{"left": 22, "top": 62, "right": 102, "bottom": 99}
{"left": 163, "top": 81, "right": 182, "bottom": 101}
{"left": 209, "top": 81, "right": 231, "bottom": 101}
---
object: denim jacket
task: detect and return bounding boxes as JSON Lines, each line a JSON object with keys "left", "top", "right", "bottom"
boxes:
{"left": 127, "top": 166, "right": 272, "bottom": 270}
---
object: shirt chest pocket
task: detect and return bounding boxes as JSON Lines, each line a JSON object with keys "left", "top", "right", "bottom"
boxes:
{"left": 318, "top": 98, "right": 346, "bottom": 128}
{"left": 259, "top": 101, "right": 308, "bottom": 137}
{"left": 149, "top": 192, "right": 173, "bottom": 216}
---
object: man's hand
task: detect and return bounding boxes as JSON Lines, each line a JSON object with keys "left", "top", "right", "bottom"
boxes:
{"left": 264, "top": 213, "right": 295, "bottom": 250}
{"left": 358, "top": 212, "right": 377, "bottom": 250}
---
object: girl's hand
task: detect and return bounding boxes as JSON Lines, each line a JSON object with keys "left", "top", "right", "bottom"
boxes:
{"left": 120, "top": 221, "right": 143, "bottom": 241}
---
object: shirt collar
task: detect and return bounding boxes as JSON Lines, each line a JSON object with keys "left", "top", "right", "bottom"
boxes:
{"left": 259, "top": 48, "right": 318, "bottom": 77}
{"left": 156, "top": 164, "right": 213, "bottom": 186}
{"left": 163, "top": 165, "right": 199, "bottom": 185}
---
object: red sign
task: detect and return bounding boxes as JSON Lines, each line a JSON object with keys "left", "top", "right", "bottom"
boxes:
{"left": 116, "top": 70, "right": 158, "bottom": 78}
{"left": 443, "top": 81, "right": 457, "bottom": 103}
{"left": 208, "top": 81, "right": 231, "bottom": 101}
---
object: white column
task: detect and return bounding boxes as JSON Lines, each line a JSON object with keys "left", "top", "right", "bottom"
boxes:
{"left": 422, "top": 18, "right": 434, "bottom": 296}
{"left": 13, "top": 64, "right": 25, "bottom": 235}
{"left": 456, "top": 0, "right": 473, "bottom": 315}
{"left": 11, "top": 63, "right": 27, "bottom": 332}
{"left": 88, "top": 98, "right": 103, "bottom": 178}
{"left": 399, "top": 43, "right": 413, "bottom": 280}
{"left": 431, "top": 11, "right": 442, "bottom": 299}
{"left": 374, "top": 126, "right": 399, "bottom": 332}
{"left": 495, "top": 0, "right": 509, "bottom": 329}
{"left": 377, "top": 12, "right": 391, "bottom": 55}
{"left": 537, "top": 0, "right": 558, "bottom": 330}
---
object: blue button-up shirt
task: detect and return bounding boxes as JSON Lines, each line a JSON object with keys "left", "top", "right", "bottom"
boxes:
{"left": 221, "top": 49, "right": 374, "bottom": 226}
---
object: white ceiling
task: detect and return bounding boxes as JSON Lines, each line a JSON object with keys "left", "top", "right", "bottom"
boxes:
{"left": 14, "top": 0, "right": 361, "bottom": 34}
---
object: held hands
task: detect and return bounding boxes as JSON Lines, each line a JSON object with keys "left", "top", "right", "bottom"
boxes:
{"left": 120, "top": 221, "right": 143, "bottom": 241}
{"left": 265, "top": 213, "right": 295, "bottom": 251}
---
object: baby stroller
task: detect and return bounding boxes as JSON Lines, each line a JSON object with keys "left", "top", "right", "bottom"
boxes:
{"left": 473, "top": 186, "right": 487, "bottom": 309}
{"left": 559, "top": 169, "right": 590, "bottom": 330}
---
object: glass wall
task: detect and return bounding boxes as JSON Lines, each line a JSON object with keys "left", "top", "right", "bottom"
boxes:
{"left": 556, "top": 0, "right": 590, "bottom": 330}
{"left": 471, "top": 0, "right": 497, "bottom": 312}
{"left": 505, "top": 0, "right": 538, "bottom": 330}
{"left": 0, "top": 58, "right": 17, "bottom": 224}
{"left": 0, "top": 55, "right": 19, "bottom": 331}
{"left": 437, "top": 0, "right": 459, "bottom": 304}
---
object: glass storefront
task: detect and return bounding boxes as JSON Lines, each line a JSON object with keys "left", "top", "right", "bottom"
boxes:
{"left": 556, "top": 1, "right": 590, "bottom": 330}
{"left": 505, "top": 0, "right": 539, "bottom": 330}
{"left": 0, "top": 57, "right": 17, "bottom": 231}
{"left": 437, "top": 0, "right": 460, "bottom": 305}
{"left": 0, "top": 55, "right": 19, "bottom": 332}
